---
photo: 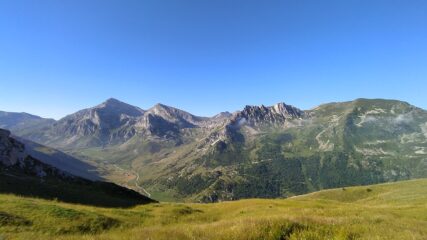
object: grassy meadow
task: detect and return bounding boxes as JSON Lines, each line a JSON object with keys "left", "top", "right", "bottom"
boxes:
{"left": 0, "top": 178, "right": 426, "bottom": 240}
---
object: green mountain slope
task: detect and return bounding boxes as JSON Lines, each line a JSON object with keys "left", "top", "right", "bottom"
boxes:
{"left": 0, "top": 178, "right": 426, "bottom": 239}
{"left": 138, "top": 98, "right": 427, "bottom": 201}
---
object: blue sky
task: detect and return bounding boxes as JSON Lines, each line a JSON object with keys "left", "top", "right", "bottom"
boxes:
{"left": 0, "top": 0, "right": 426, "bottom": 119}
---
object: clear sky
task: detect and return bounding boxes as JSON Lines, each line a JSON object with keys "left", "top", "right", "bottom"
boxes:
{"left": 0, "top": 0, "right": 426, "bottom": 119}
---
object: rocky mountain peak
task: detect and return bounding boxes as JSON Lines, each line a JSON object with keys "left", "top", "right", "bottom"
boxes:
{"left": 212, "top": 112, "right": 233, "bottom": 119}
{"left": 44, "top": 99, "right": 146, "bottom": 147}
{"left": 146, "top": 103, "right": 205, "bottom": 127}
{"left": 104, "top": 97, "right": 121, "bottom": 104}
{"left": 94, "top": 98, "right": 145, "bottom": 117}
{"left": 271, "top": 102, "right": 304, "bottom": 118}
{"left": 149, "top": 103, "right": 174, "bottom": 115}
{"left": 232, "top": 102, "right": 303, "bottom": 127}
{"left": 59, "top": 98, "right": 144, "bottom": 127}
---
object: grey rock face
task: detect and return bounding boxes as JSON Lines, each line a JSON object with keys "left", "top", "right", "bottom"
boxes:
{"left": 145, "top": 103, "right": 207, "bottom": 127}
{"left": 197, "top": 103, "right": 303, "bottom": 151}
{"left": 135, "top": 113, "right": 181, "bottom": 137}
{"left": 0, "top": 129, "right": 26, "bottom": 166}
{"left": 24, "top": 98, "right": 145, "bottom": 148}
{"left": 54, "top": 98, "right": 144, "bottom": 136}
{"left": 231, "top": 103, "right": 303, "bottom": 127}
{"left": 0, "top": 128, "right": 66, "bottom": 179}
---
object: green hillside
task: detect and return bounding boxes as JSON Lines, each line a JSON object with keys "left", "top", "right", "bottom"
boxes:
{"left": 143, "top": 99, "right": 427, "bottom": 201}
{"left": 1, "top": 178, "right": 426, "bottom": 240}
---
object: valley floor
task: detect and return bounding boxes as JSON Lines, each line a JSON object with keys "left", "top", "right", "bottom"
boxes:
{"left": 0, "top": 179, "right": 426, "bottom": 240}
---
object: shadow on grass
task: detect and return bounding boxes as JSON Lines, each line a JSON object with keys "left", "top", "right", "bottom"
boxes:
{"left": 0, "top": 171, "right": 157, "bottom": 208}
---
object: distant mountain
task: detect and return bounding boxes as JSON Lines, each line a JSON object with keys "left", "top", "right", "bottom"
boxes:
{"left": 212, "top": 111, "right": 233, "bottom": 120}
{"left": 0, "top": 111, "right": 55, "bottom": 136}
{"left": 2, "top": 98, "right": 427, "bottom": 202}
{"left": 23, "top": 98, "right": 146, "bottom": 149}
{"left": 9, "top": 99, "right": 217, "bottom": 149}
{"left": 145, "top": 103, "right": 207, "bottom": 127}
{"left": 133, "top": 103, "right": 206, "bottom": 139}
{"left": 0, "top": 128, "right": 155, "bottom": 207}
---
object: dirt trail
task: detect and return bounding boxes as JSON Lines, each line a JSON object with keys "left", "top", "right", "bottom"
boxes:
{"left": 113, "top": 164, "right": 151, "bottom": 197}
{"left": 133, "top": 171, "right": 151, "bottom": 197}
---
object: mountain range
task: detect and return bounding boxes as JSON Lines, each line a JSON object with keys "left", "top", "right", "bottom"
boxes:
{"left": 1, "top": 98, "right": 426, "bottom": 202}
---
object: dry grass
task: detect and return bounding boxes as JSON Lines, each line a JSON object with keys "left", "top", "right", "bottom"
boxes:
{"left": 1, "top": 178, "right": 426, "bottom": 240}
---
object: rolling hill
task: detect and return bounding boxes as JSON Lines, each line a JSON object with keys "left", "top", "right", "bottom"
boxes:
{"left": 0, "top": 178, "right": 425, "bottom": 239}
